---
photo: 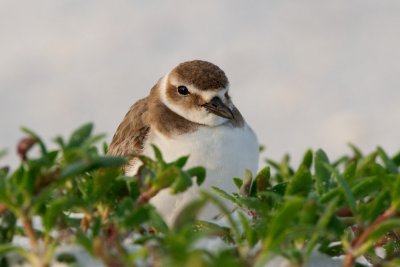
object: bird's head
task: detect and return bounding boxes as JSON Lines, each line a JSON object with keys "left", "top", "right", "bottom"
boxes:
{"left": 159, "top": 60, "right": 234, "bottom": 126}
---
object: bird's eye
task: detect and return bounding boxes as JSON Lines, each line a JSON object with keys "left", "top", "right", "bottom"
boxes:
{"left": 177, "top": 86, "right": 190, "bottom": 96}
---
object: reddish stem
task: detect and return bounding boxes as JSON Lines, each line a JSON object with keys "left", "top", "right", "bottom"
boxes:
{"left": 21, "top": 215, "right": 38, "bottom": 253}
{"left": 17, "top": 137, "right": 36, "bottom": 161}
{"left": 135, "top": 188, "right": 158, "bottom": 208}
{"left": 342, "top": 207, "right": 395, "bottom": 267}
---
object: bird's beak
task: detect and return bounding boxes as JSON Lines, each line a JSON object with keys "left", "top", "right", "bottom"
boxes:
{"left": 202, "top": 97, "right": 234, "bottom": 120}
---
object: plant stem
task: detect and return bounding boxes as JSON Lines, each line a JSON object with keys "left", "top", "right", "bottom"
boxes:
{"left": 102, "top": 206, "right": 110, "bottom": 222}
{"left": 136, "top": 188, "right": 158, "bottom": 208}
{"left": 342, "top": 206, "right": 395, "bottom": 267}
{"left": 80, "top": 212, "right": 92, "bottom": 233}
{"left": 21, "top": 215, "right": 38, "bottom": 253}
{"left": 21, "top": 215, "right": 49, "bottom": 267}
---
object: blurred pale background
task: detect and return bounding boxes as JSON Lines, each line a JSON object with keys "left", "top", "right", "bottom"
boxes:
{"left": 1, "top": 1, "right": 399, "bottom": 167}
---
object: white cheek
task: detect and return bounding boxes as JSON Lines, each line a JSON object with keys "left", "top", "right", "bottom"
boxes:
{"left": 167, "top": 102, "right": 228, "bottom": 126}
{"left": 189, "top": 109, "right": 228, "bottom": 126}
{"left": 159, "top": 74, "right": 229, "bottom": 126}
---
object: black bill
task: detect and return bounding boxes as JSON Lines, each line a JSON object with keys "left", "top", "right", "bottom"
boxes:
{"left": 202, "top": 97, "right": 234, "bottom": 120}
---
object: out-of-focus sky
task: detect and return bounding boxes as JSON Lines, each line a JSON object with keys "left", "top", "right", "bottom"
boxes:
{"left": 1, "top": 1, "right": 399, "bottom": 167}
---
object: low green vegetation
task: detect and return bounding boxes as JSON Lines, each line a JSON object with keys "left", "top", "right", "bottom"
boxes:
{"left": 1, "top": 123, "right": 400, "bottom": 267}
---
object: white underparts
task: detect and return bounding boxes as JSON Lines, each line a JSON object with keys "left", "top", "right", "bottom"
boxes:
{"left": 139, "top": 123, "right": 259, "bottom": 225}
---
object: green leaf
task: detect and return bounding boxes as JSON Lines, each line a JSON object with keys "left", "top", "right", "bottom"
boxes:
{"left": 138, "top": 155, "right": 157, "bottom": 169}
{"left": 233, "top": 177, "right": 243, "bottom": 190}
{"left": 286, "top": 164, "right": 312, "bottom": 197}
{"left": 279, "top": 154, "right": 292, "bottom": 181}
{"left": 263, "top": 197, "right": 304, "bottom": 251}
{"left": 102, "top": 142, "right": 109, "bottom": 154}
{"left": 0, "top": 244, "right": 28, "bottom": 256}
{"left": 148, "top": 207, "right": 169, "bottom": 233}
{"left": 332, "top": 155, "right": 350, "bottom": 168}
{"left": 0, "top": 166, "right": 8, "bottom": 179}
{"left": 352, "top": 176, "right": 381, "bottom": 199}
{"left": 174, "top": 156, "right": 189, "bottom": 168}
{"left": 368, "top": 190, "right": 390, "bottom": 221}
{"left": 240, "top": 169, "right": 252, "bottom": 196}
{"left": 43, "top": 200, "right": 66, "bottom": 232}
{"left": 9, "top": 123, "right": 400, "bottom": 266}
{"left": 21, "top": 127, "right": 47, "bottom": 155}
{"left": 123, "top": 205, "right": 151, "bottom": 227}
{"left": 271, "top": 182, "right": 287, "bottom": 196}
{"left": 43, "top": 197, "right": 82, "bottom": 232}
{"left": 357, "top": 151, "right": 378, "bottom": 175}
{"left": 391, "top": 175, "right": 400, "bottom": 209}
{"left": 91, "top": 156, "right": 126, "bottom": 168}
{"left": 377, "top": 146, "right": 398, "bottom": 174}
{"left": 60, "top": 156, "right": 125, "bottom": 178}
{"left": 170, "top": 170, "right": 192, "bottom": 194}
{"left": 314, "top": 149, "right": 331, "bottom": 195}
{"left": 82, "top": 134, "right": 106, "bottom": 149}
{"left": 76, "top": 231, "right": 94, "bottom": 255}
{"left": 173, "top": 198, "right": 207, "bottom": 230}
{"left": 60, "top": 160, "right": 88, "bottom": 178}
{"left": 324, "top": 163, "right": 357, "bottom": 214}
{"left": 252, "top": 166, "right": 271, "bottom": 194}
{"left": 192, "top": 220, "right": 232, "bottom": 240}
{"left": 368, "top": 219, "right": 400, "bottom": 242}
{"left": 212, "top": 187, "right": 237, "bottom": 205}
{"left": 317, "top": 197, "right": 340, "bottom": 230}
{"left": 306, "top": 197, "right": 340, "bottom": 254}
{"left": 348, "top": 143, "right": 363, "bottom": 158}
{"left": 238, "top": 211, "right": 257, "bottom": 247}
{"left": 0, "top": 211, "right": 16, "bottom": 244}
{"left": 151, "top": 144, "right": 164, "bottom": 163}
{"left": 266, "top": 159, "right": 280, "bottom": 171}
{"left": 67, "top": 123, "right": 93, "bottom": 148}
{"left": 152, "top": 167, "right": 178, "bottom": 190}
{"left": 343, "top": 161, "right": 357, "bottom": 184}
{"left": 187, "top": 166, "right": 206, "bottom": 186}
{"left": 300, "top": 149, "right": 313, "bottom": 169}
{"left": 393, "top": 151, "right": 400, "bottom": 166}
{"left": 201, "top": 191, "right": 241, "bottom": 242}
{"left": 0, "top": 244, "right": 37, "bottom": 265}
{"left": 53, "top": 136, "right": 65, "bottom": 149}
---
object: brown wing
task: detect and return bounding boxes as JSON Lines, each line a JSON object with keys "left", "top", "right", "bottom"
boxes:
{"left": 108, "top": 97, "right": 150, "bottom": 159}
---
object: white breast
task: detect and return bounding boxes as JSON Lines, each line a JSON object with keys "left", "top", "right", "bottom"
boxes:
{"left": 128, "top": 124, "right": 259, "bottom": 225}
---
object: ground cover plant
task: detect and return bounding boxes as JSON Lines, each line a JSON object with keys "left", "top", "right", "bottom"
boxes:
{"left": 1, "top": 123, "right": 400, "bottom": 267}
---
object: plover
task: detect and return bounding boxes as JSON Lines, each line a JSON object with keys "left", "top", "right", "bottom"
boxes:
{"left": 108, "top": 60, "right": 259, "bottom": 225}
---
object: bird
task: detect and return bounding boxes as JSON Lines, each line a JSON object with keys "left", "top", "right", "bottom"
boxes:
{"left": 108, "top": 60, "right": 259, "bottom": 225}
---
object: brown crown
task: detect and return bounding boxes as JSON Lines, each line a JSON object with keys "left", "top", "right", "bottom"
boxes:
{"left": 170, "top": 60, "right": 229, "bottom": 90}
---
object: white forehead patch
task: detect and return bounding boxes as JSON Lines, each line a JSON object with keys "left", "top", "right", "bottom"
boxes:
{"left": 191, "top": 86, "right": 228, "bottom": 102}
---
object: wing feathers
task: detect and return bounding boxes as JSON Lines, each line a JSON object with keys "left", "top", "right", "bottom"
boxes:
{"left": 108, "top": 98, "right": 150, "bottom": 157}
